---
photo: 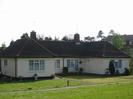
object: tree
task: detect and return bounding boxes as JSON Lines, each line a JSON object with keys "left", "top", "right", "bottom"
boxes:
{"left": 10, "top": 40, "right": 14, "bottom": 46}
{"left": 97, "top": 30, "right": 105, "bottom": 40}
{"left": 62, "top": 36, "right": 69, "bottom": 41}
{"left": 54, "top": 37, "right": 59, "bottom": 41}
{"left": 0, "top": 42, "right": 6, "bottom": 51}
{"left": 21, "top": 33, "right": 29, "bottom": 39}
{"left": 37, "top": 34, "right": 45, "bottom": 40}
{"left": 112, "top": 33, "right": 123, "bottom": 49}
{"left": 45, "top": 37, "right": 52, "bottom": 41}
{"left": 109, "top": 29, "right": 116, "bottom": 35}
{"left": 84, "top": 36, "right": 95, "bottom": 42}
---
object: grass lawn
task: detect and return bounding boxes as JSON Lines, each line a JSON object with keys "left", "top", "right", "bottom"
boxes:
{"left": 0, "top": 82, "right": 133, "bottom": 99}
{"left": 63, "top": 75, "right": 133, "bottom": 84}
{"left": 0, "top": 75, "right": 133, "bottom": 99}
{"left": 0, "top": 79, "right": 81, "bottom": 92}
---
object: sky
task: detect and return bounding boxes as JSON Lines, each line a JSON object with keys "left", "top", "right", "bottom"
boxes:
{"left": 0, "top": 0, "right": 133, "bottom": 46}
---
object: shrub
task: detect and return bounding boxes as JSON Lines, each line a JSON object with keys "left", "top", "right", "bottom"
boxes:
{"left": 63, "top": 67, "right": 68, "bottom": 74}
{"left": 124, "top": 68, "right": 130, "bottom": 75}
{"left": 79, "top": 68, "right": 83, "bottom": 74}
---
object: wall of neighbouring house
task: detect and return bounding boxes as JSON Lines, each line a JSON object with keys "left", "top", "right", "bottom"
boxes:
{"left": 80, "top": 58, "right": 130, "bottom": 74}
{"left": 1, "top": 58, "right": 16, "bottom": 77}
{"left": 17, "top": 58, "right": 56, "bottom": 77}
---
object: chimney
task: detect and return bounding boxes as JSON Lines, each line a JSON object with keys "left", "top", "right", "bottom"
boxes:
{"left": 74, "top": 33, "right": 80, "bottom": 42}
{"left": 30, "top": 31, "right": 36, "bottom": 40}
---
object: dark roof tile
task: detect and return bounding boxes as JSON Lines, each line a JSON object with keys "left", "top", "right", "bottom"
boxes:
{"left": 0, "top": 39, "right": 130, "bottom": 58}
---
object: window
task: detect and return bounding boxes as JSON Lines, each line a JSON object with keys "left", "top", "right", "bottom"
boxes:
{"left": 4, "top": 60, "right": 8, "bottom": 66}
{"left": 75, "top": 60, "right": 78, "bottom": 70}
{"left": 29, "top": 60, "right": 34, "bottom": 70}
{"left": 55, "top": 60, "right": 60, "bottom": 69}
{"left": 34, "top": 60, "right": 39, "bottom": 70}
{"left": 67, "top": 60, "right": 71, "bottom": 68}
{"left": 114, "top": 60, "right": 122, "bottom": 68}
{"left": 70, "top": 60, "right": 74, "bottom": 68}
{"left": 67, "top": 59, "right": 78, "bottom": 69}
{"left": 117, "top": 60, "right": 122, "bottom": 68}
{"left": 40, "top": 60, "right": 45, "bottom": 70}
{"left": 29, "top": 60, "right": 45, "bottom": 71}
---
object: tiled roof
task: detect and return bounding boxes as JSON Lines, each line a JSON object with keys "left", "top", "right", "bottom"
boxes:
{"left": 0, "top": 38, "right": 130, "bottom": 58}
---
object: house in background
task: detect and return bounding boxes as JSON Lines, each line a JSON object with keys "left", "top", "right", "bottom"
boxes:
{"left": 0, "top": 31, "right": 130, "bottom": 78}
{"left": 105, "top": 35, "right": 133, "bottom": 48}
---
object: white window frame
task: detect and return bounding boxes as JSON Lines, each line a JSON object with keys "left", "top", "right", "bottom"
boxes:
{"left": 113, "top": 60, "right": 122, "bottom": 69}
{"left": 40, "top": 60, "right": 45, "bottom": 70}
{"left": 29, "top": 60, "right": 45, "bottom": 71}
{"left": 67, "top": 59, "right": 78, "bottom": 69}
{"left": 55, "top": 60, "right": 60, "bottom": 69}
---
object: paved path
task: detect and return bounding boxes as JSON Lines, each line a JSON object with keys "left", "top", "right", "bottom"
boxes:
{"left": 0, "top": 81, "right": 132, "bottom": 94}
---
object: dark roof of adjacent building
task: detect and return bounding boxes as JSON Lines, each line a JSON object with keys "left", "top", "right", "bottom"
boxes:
{"left": 0, "top": 38, "right": 130, "bottom": 58}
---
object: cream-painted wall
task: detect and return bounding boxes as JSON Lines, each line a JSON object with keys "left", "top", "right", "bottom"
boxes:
{"left": 17, "top": 58, "right": 55, "bottom": 77}
{"left": 1, "top": 58, "right": 16, "bottom": 77}
{"left": 80, "top": 58, "right": 130, "bottom": 74}
{"left": 1, "top": 57, "right": 130, "bottom": 77}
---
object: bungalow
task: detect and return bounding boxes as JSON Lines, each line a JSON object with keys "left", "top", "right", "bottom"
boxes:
{"left": 0, "top": 31, "right": 130, "bottom": 78}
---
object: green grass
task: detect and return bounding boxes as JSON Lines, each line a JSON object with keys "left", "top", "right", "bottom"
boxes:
{"left": 0, "top": 79, "right": 81, "bottom": 92}
{"left": 0, "top": 75, "right": 133, "bottom": 92}
{"left": 1, "top": 75, "right": 133, "bottom": 99}
{"left": 63, "top": 75, "right": 133, "bottom": 84}
{"left": 0, "top": 82, "right": 133, "bottom": 99}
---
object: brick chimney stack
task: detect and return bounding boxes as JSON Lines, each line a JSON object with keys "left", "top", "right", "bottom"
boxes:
{"left": 74, "top": 33, "right": 80, "bottom": 42}
{"left": 30, "top": 31, "right": 36, "bottom": 40}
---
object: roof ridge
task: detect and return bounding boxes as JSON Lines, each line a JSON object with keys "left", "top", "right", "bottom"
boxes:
{"left": 31, "top": 39, "right": 57, "bottom": 57}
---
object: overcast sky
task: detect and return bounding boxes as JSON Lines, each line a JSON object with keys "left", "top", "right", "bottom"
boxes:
{"left": 0, "top": 0, "right": 133, "bottom": 46}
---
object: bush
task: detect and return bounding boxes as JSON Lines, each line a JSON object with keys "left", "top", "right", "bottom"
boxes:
{"left": 124, "top": 68, "right": 130, "bottom": 75}
{"left": 79, "top": 68, "right": 83, "bottom": 74}
{"left": 63, "top": 67, "right": 68, "bottom": 74}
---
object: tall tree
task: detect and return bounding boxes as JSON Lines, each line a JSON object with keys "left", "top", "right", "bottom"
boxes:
{"left": 0, "top": 42, "right": 6, "bottom": 51}
{"left": 45, "top": 37, "right": 52, "bottom": 41}
{"left": 112, "top": 33, "right": 123, "bottom": 49}
{"left": 62, "top": 36, "right": 69, "bottom": 41}
{"left": 109, "top": 29, "right": 116, "bottom": 35}
{"left": 21, "top": 33, "right": 29, "bottom": 39}
{"left": 97, "top": 30, "right": 105, "bottom": 40}
{"left": 37, "top": 34, "right": 45, "bottom": 40}
{"left": 54, "top": 36, "right": 59, "bottom": 41}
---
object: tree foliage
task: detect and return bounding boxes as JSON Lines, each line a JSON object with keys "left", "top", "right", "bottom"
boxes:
{"left": 0, "top": 42, "right": 6, "bottom": 51}
{"left": 112, "top": 33, "right": 123, "bottom": 49}
{"left": 21, "top": 33, "right": 29, "bottom": 39}
{"left": 84, "top": 36, "right": 95, "bottom": 42}
{"left": 97, "top": 30, "right": 105, "bottom": 40}
{"left": 45, "top": 37, "right": 52, "bottom": 41}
